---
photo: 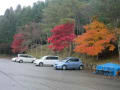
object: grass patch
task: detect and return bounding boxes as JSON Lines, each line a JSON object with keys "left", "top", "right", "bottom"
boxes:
{"left": 27, "top": 45, "right": 55, "bottom": 59}
{"left": 0, "top": 54, "right": 12, "bottom": 58}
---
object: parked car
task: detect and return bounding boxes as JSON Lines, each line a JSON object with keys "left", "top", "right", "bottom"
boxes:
{"left": 54, "top": 57, "right": 84, "bottom": 70}
{"left": 34, "top": 56, "right": 59, "bottom": 66}
{"left": 16, "top": 54, "right": 36, "bottom": 63}
{"left": 11, "top": 57, "right": 17, "bottom": 62}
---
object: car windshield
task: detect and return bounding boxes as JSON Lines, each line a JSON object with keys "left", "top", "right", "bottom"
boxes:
{"left": 40, "top": 57, "right": 44, "bottom": 59}
{"left": 60, "top": 57, "right": 70, "bottom": 62}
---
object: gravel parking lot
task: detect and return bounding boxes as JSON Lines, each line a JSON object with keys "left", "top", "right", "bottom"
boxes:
{"left": 0, "top": 58, "right": 120, "bottom": 90}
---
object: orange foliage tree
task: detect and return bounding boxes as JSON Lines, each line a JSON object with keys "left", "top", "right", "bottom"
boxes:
{"left": 74, "top": 20, "right": 117, "bottom": 56}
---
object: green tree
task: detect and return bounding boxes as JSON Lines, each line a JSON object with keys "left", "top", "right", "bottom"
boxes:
{"left": 17, "top": 22, "right": 45, "bottom": 48}
{"left": 90, "top": 0, "right": 120, "bottom": 27}
{"left": 90, "top": 0, "right": 120, "bottom": 62}
{"left": 31, "top": 1, "right": 45, "bottom": 22}
{"left": 0, "top": 1, "right": 45, "bottom": 54}
{"left": 0, "top": 7, "right": 16, "bottom": 43}
{"left": 43, "top": 0, "right": 89, "bottom": 35}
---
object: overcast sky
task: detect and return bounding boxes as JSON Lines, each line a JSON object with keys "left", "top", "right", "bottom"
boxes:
{"left": 0, "top": 0, "right": 45, "bottom": 15}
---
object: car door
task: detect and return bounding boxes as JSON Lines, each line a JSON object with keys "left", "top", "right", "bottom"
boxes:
{"left": 67, "top": 58, "right": 80, "bottom": 69}
{"left": 44, "top": 56, "right": 58, "bottom": 65}
{"left": 49, "top": 56, "right": 58, "bottom": 65}
{"left": 23, "top": 55, "right": 29, "bottom": 62}
{"left": 44, "top": 56, "right": 51, "bottom": 65}
{"left": 19, "top": 55, "right": 26, "bottom": 62}
{"left": 67, "top": 58, "right": 75, "bottom": 69}
{"left": 27, "top": 55, "right": 33, "bottom": 62}
{"left": 72, "top": 58, "right": 80, "bottom": 68}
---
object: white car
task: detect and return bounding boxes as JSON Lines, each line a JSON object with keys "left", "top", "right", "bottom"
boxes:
{"left": 11, "top": 57, "right": 17, "bottom": 62}
{"left": 16, "top": 54, "right": 36, "bottom": 63}
{"left": 34, "top": 56, "right": 59, "bottom": 66}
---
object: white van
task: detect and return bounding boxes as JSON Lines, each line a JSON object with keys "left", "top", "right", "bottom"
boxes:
{"left": 16, "top": 54, "right": 36, "bottom": 63}
{"left": 34, "top": 56, "right": 59, "bottom": 66}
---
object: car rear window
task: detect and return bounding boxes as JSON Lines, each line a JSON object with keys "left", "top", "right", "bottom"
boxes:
{"left": 46, "top": 56, "right": 58, "bottom": 60}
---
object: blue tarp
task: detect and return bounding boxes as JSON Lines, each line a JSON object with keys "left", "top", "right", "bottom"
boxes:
{"left": 96, "top": 63, "right": 120, "bottom": 76}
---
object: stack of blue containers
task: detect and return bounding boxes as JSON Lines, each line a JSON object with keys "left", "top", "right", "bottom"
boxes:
{"left": 96, "top": 63, "right": 120, "bottom": 76}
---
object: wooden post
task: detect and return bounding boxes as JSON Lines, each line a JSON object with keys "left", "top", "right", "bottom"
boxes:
{"left": 35, "top": 40, "right": 37, "bottom": 57}
{"left": 118, "top": 36, "right": 120, "bottom": 63}
{"left": 40, "top": 39, "right": 42, "bottom": 57}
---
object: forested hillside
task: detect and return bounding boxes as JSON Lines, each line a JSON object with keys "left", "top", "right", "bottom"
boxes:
{"left": 0, "top": 0, "right": 120, "bottom": 62}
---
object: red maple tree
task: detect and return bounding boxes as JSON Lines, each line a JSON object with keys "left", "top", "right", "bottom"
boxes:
{"left": 11, "top": 33, "right": 28, "bottom": 53}
{"left": 48, "top": 22, "right": 75, "bottom": 51}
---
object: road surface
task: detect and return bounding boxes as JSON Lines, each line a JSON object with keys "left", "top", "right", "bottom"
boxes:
{"left": 0, "top": 58, "right": 120, "bottom": 90}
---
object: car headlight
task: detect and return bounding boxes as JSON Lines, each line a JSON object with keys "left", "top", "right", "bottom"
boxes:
{"left": 34, "top": 60, "right": 37, "bottom": 63}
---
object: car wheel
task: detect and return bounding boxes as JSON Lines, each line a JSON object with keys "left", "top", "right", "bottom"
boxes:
{"left": 79, "top": 65, "right": 84, "bottom": 70}
{"left": 14, "top": 59, "right": 16, "bottom": 62}
{"left": 32, "top": 60, "right": 35, "bottom": 63}
{"left": 39, "top": 62, "right": 43, "bottom": 67}
{"left": 51, "top": 65, "right": 54, "bottom": 67}
{"left": 54, "top": 67, "right": 58, "bottom": 70}
{"left": 62, "top": 65, "right": 67, "bottom": 70}
{"left": 19, "top": 60, "right": 23, "bottom": 63}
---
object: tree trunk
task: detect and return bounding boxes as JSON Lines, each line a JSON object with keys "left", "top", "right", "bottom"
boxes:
{"left": 118, "top": 36, "right": 120, "bottom": 63}
{"left": 35, "top": 40, "right": 37, "bottom": 57}
{"left": 96, "top": 55, "right": 99, "bottom": 60}
{"left": 116, "top": 19, "right": 120, "bottom": 63}
{"left": 40, "top": 39, "right": 42, "bottom": 56}
{"left": 68, "top": 43, "right": 72, "bottom": 57}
